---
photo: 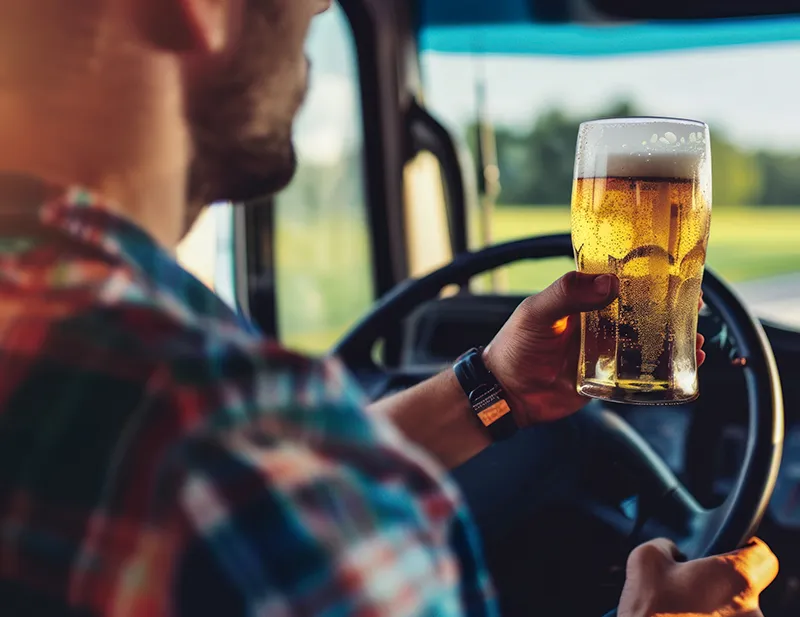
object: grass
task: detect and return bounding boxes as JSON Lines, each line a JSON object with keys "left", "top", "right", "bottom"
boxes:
{"left": 276, "top": 205, "right": 800, "bottom": 354}
{"left": 490, "top": 205, "right": 800, "bottom": 293}
{"left": 275, "top": 213, "right": 374, "bottom": 354}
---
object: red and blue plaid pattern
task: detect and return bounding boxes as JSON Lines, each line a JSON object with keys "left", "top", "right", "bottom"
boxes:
{"left": 0, "top": 186, "right": 498, "bottom": 616}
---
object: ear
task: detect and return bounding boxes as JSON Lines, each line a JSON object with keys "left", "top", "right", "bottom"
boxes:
{"left": 133, "top": 0, "right": 238, "bottom": 54}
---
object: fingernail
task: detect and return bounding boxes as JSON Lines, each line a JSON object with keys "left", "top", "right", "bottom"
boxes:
{"left": 594, "top": 274, "right": 612, "bottom": 295}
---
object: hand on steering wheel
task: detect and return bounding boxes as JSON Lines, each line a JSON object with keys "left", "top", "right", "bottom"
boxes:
{"left": 485, "top": 271, "right": 705, "bottom": 427}
{"left": 618, "top": 537, "right": 778, "bottom": 617}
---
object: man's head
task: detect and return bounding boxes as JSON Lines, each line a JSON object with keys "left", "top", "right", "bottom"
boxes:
{"left": 0, "top": 0, "right": 330, "bottom": 242}
{"left": 180, "top": 0, "right": 332, "bottom": 223}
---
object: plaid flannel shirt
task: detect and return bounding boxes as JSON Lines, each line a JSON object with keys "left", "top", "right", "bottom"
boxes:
{"left": 0, "top": 186, "right": 498, "bottom": 617}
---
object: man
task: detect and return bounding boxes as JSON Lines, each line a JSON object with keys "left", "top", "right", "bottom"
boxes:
{"left": 0, "top": 0, "right": 777, "bottom": 616}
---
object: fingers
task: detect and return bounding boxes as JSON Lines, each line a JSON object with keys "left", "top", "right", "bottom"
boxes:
{"left": 697, "top": 292, "right": 705, "bottom": 366}
{"left": 623, "top": 537, "right": 778, "bottom": 617}
{"left": 723, "top": 538, "right": 780, "bottom": 594}
{"left": 697, "top": 333, "right": 706, "bottom": 367}
{"left": 523, "top": 272, "right": 620, "bottom": 326}
{"left": 684, "top": 538, "right": 779, "bottom": 610}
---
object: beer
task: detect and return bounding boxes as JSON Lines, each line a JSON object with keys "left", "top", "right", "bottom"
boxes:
{"left": 571, "top": 119, "right": 712, "bottom": 404}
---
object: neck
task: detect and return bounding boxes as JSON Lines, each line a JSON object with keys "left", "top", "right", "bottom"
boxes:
{"left": 0, "top": 57, "right": 190, "bottom": 250}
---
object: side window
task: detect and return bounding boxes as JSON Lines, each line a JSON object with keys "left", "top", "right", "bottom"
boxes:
{"left": 177, "top": 204, "right": 237, "bottom": 309}
{"left": 273, "top": 3, "right": 374, "bottom": 355}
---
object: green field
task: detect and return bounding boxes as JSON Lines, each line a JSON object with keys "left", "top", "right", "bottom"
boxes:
{"left": 490, "top": 205, "right": 800, "bottom": 293}
{"left": 277, "top": 206, "right": 800, "bottom": 354}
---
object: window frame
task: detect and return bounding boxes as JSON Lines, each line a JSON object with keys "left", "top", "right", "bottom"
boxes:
{"left": 238, "top": 0, "right": 416, "bottom": 341}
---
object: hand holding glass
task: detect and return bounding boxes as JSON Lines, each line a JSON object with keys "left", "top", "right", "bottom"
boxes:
{"left": 571, "top": 118, "right": 712, "bottom": 404}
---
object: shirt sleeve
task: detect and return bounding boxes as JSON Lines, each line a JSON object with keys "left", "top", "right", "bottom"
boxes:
{"left": 169, "top": 354, "right": 499, "bottom": 617}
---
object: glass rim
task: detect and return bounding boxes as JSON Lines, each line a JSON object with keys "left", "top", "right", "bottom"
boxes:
{"left": 579, "top": 116, "right": 708, "bottom": 129}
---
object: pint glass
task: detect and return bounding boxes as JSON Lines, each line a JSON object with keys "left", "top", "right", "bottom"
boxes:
{"left": 571, "top": 118, "right": 712, "bottom": 404}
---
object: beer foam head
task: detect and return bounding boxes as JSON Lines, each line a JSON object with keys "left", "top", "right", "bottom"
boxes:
{"left": 575, "top": 117, "right": 710, "bottom": 180}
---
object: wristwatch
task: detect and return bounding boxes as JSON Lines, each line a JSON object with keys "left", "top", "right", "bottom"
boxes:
{"left": 453, "top": 347, "right": 518, "bottom": 441}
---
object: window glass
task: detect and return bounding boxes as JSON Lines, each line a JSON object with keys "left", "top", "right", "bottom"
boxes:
{"left": 177, "top": 204, "right": 237, "bottom": 309}
{"left": 404, "top": 151, "right": 453, "bottom": 277}
{"left": 273, "top": 3, "right": 374, "bottom": 354}
{"left": 421, "top": 36, "right": 800, "bottom": 329}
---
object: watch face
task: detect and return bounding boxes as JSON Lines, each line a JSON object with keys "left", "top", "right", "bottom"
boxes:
{"left": 470, "top": 384, "right": 510, "bottom": 425}
{"left": 455, "top": 349, "right": 516, "bottom": 439}
{"left": 469, "top": 383, "right": 501, "bottom": 408}
{"left": 477, "top": 399, "right": 512, "bottom": 427}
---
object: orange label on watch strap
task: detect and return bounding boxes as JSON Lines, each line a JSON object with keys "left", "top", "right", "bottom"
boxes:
{"left": 477, "top": 400, "right": 511, "bottom": 427}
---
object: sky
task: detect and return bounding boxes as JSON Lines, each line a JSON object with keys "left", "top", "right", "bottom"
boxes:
{"left": 294, "top": 5, "right": 800, "bottom": 160}
{"left": 421, "top": 43, "right": 800, "bottom": 152}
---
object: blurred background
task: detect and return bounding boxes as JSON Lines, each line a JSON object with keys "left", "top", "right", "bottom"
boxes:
{"left": 179, "top": 5, "right": 800, "bottom": 355}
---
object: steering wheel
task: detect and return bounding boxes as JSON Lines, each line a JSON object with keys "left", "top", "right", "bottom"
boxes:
{"left": 332, "top": 233, "right": 783, "bottom": 610}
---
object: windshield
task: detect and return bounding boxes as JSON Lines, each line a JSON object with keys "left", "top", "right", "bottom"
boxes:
{"left": 419, "top": 25, "right": 800, "bottom": 330}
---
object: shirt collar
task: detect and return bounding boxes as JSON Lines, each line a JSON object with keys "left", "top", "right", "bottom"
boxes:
{"left": 0, "top": 177, "right": 249, "bottom": 331}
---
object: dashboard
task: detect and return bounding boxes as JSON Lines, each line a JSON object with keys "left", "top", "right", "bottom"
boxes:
{"left": 625, "top": 402, "right": 800, "bottom": 528}
{"left": 771, "top": 426, "right": 800, "bottom": 529}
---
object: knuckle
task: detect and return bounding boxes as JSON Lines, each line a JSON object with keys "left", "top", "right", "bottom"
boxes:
{"left": 750, "top": 537, "right": 778, "bottom": 563}
{"left": 555, "top": 272, "right": 578, "bottom": 297}
{"left": 517, "top": 272, "right": 582, "bottom": 324}
{"left": 627, "top": 542, "right": 669, "bottom": 572}
{"left": 721, "top": 559, "right": 752, "bottom": 595}
{"left": 737, "top": 539, "right": 780, "bottom": 587}
{"left": 766, "top": 550, "right": 780, "bottom": 579}
{"left": 757, "top": 545, "right": 780, "bottom": 581}
{"left": 707, "top": 556, "right": 759, "bottom": 601}
{"left": 515, "top": 295, "right": 541, "bottom": 323}
{"left": 519, "top": 294, "right": 539, "bottom": 313}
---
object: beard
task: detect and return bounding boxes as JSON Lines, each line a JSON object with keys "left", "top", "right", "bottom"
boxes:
{"left": 183, "top": 0, "right": 306, "bottom": 230}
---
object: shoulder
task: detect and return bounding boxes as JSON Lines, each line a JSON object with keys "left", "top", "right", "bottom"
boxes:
{"left": 165, "top": 348, "right": 477, "bottom": 617}
{"left": 47, "top": 304, "right": 486, "bottom": 615}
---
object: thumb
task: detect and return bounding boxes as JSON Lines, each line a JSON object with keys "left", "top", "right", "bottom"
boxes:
{"left": 523, "top": 272, "right": 620, "bottom": 326}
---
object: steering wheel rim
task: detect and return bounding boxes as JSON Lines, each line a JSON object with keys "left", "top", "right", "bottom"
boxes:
{"left": 332, "top": 233, "right": 783, "bottom": 560}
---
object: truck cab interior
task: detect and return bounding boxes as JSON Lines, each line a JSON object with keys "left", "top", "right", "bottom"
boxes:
{"left": 177, "top": 0, "right": 800, "bottom": 614}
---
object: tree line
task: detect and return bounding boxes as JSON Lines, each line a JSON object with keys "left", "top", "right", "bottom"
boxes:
{"left": 465, "top": 100, "right": 800, "bottom": 207}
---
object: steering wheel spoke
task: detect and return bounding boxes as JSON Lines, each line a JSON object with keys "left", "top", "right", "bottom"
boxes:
{"left": 574, "top": 405, "right": 709, "bottom": 551}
